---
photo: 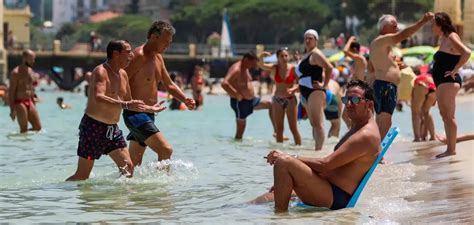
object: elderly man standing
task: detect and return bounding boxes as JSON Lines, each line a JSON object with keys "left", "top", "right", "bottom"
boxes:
{"left": 369, "top": 12, "right": 433, "bottom": 139}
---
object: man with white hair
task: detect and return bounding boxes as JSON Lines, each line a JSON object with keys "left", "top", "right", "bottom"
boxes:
{"left": 369, "top": 12, "right": 433, "bottom": 140}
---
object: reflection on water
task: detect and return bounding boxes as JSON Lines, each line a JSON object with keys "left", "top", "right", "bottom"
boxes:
{"left": 0, "top": 90, "right": 473, "bottom": 223}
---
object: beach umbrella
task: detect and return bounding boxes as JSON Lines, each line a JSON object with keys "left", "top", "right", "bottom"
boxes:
{"left": 328, "top": 51, "right": 345, "bottom": 63}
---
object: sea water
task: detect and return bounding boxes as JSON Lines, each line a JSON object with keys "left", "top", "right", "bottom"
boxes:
{"left": 0, "top": 85, "right": 473, "bottom": 223}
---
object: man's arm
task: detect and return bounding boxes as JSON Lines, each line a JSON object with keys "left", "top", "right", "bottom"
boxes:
{"left": 221, "top": 64, "right": 241, "bottom": 99}
{"left": 298, "top": 132, "right": 379, "bottom": 173}
{"left": 159, "top": 57, "right": 187, "bottom": 102}
{"left": 382, "top": 12, "right": 433, "bottom": 46}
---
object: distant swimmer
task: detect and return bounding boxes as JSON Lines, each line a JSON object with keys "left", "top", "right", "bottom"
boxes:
{"left": 430, "top": 12, "right": 471, "bottom": 158}
{"left": 324, "top": 80, "right": 343, "bottom": 138}
{"left": 124, "top": 21, "right": 195, "bottom": 167}
{"left": 56, "top": 97, "right": 72, "bottom": 109}
{"left": 258, "top": 48, "right": 301, "bottom": 145}
{"left": 369, "top": 12, "right": 434, "bottom": 140}
{"left": 191, "top": 65, "right": 205, "bottom": 110}
{"left": 66, "top": 40, "right": 165, "bottom": 181}
{"left": 8, "top": 50, "right": 42, "bottom": 133}
{"left": 221, "top": 51, "right": 273, "bottom": 140}
{"left": 251, "top": 80, "right": 380, "bottom": 212}
{"left": 296, "top": 29, "right": 333, "bottom": 150}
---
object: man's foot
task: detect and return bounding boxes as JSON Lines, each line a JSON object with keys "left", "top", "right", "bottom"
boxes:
{"left": 436, "top": 134, "right": 448, "bottom": 144}
{"left": 435, "top": 150, "right": 456, "bottom": 158}
{"left": 379, "top": 158, "right": 387, "bottom": 164}
{"left": 273, "top": 133, "right": 289, "bottom": 141}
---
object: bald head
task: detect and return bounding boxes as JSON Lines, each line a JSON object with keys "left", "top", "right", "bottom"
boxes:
{"left": 22, "top": 49, "right": 36, "bottom": 67}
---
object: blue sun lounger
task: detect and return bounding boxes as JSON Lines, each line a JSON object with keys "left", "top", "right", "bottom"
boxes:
{"left": 295, "top": 127, "right": 399, "bottom": 209}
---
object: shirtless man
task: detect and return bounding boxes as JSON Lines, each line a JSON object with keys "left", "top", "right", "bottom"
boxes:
{"left": 124, "top": 21, "right": 195, "bottom": 167}
{"left": 8, "top": 50, "right": 42, "bottom": 133}
{"left": 343, "top": 36, "right": 367, "bottom": 81}
{"left": 66, "top": 40, "right": 165, "bottom": 181}
{"left": 221, "top": 51, "right": 272, "bottom": 139}
{"left": 369, "top": 13, "right": 433, "bottom": 138}
{"left": 251, "top": 80, "right": 380, "bottom": 211}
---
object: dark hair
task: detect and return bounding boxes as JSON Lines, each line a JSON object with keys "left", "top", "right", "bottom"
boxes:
{"left": 346, "top": 80, "right": 375, "bottom": 102}
{"left": 350, "top": 42, "right": 361, "bottom": 52}
{"left": 276, "top": 47, "right": 289, "bottom": 57}
{"left": 435, "top": 12, "right": 456, "bottom": 36}
{"left": 57, "top": 97, "right": 64, "bottom": 102}
{"left": 147, "top": 20, "right": 176, "bottom": 39}
{"left": 106, "top": 40, "right": 128, "bottom": 59}
{"left": 243, "top": 51, "right": 258, "bottom": 60}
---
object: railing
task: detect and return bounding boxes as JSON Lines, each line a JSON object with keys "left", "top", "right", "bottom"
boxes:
{"left": 8, "top": 41, "right": 308, "bottom": 56}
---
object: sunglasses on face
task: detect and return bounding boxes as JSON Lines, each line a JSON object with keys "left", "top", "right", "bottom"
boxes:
{"left": 341, "top": 96, "right": 367, "bottom": 105}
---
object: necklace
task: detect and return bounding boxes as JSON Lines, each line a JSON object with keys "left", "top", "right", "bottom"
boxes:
{"left": 104, "top": 61, "right": 120, "bottom": 78}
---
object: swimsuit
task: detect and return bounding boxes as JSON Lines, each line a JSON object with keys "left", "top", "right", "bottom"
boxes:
{"left": 296, "top": 55, "right": 325, "bottom": 101}
{"left": 274, "top": 65, "right": 296, "bottom": 84}
{"left": 123, "top": 110, "right": 160, "bottom": 147}
{"left": 230, "top": 97, "right": 261, "bottom": 120}
{"left": 414, "top": 74, "right": 436, "bottom": 94}
{"left": 432, "top": 51, "right": 463, "bottom": 87}
{"left": 272, "top": 95, "right": 296, "bottom": 108}
{"left": 324, "top": 89, "right": 339, "bottom": 121}
{"left": 373, "top": 80, "right": 397, "bottom": 115}
{"left": 14, "top": 98, "right": 33, "bottom": 110}
{"left": 77, "top": 114, "right": 127, "bottom": 160}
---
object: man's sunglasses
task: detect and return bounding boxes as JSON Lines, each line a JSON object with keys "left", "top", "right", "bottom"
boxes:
{"left": 341, "top": 96, "right": 368, "bottom": 105}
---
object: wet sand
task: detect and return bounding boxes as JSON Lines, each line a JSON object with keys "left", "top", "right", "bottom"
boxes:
{"left": 400, "top": 140, "right": 474, "bottom": 223}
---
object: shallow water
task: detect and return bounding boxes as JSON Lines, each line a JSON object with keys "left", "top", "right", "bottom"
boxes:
{"left": 0, "top": 86, "right": 473, "bottom": 223}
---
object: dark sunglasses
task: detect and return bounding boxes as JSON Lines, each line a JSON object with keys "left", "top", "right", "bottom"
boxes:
{"left": 341, "top": 96, "right": 367, "bottom": 105}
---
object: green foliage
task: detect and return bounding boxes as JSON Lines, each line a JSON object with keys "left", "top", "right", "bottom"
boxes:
{"left": 55, "top": 23, "right": 78, "bottom": 39}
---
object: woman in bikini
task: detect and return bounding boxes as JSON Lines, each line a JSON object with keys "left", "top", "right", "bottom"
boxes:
{"left": 258, "top": 48, "right": 301, "bottom": 145}
{"left": 411, "top": 72, "right": 437, "bottom": 142}
{"left": 431, "top": 12, "right": 471, "bottom": 158}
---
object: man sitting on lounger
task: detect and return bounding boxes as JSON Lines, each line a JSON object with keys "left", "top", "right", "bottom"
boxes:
{"left": 252, "top": 80, "right": 381, "bottom": 211}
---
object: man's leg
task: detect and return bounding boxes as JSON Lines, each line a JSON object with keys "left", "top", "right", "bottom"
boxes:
{"left": 129, "top": 140, "right": 147, "bottom": 167}
{"left": 27, "top": 104, "right": 42, "bottom": 131}
{"left": 235, "top": 119, "right": 246, "bottom": 139}
{"left": 66, "top": 157, "right": 94, "bottom": 181}
{"left": 144, "top": 132, "right": 173, "bottom": 161}
{"left": 376, "top": 112, "right": 392, "bottom": 140}
{"left": 273, "top": 156, "right": 333, "bottom": 212}
{"left": 14, "top": 104, "right": 28, "bottom": 133}
{"left": 109, "top": 148, "right": 134, "bottom": 177}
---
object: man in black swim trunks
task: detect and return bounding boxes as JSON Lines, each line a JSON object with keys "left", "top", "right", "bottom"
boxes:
{"left": 251, "top": 80, "right": 380, "bottom": 211}
{"left": 221, "top": 51, "right": 272, "bottom": 139}
{"left": 369, "top": 12, "right": 433, "bottom": 140}
{"left": 66, "top": 40, "right": 166, "bottom": 181}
